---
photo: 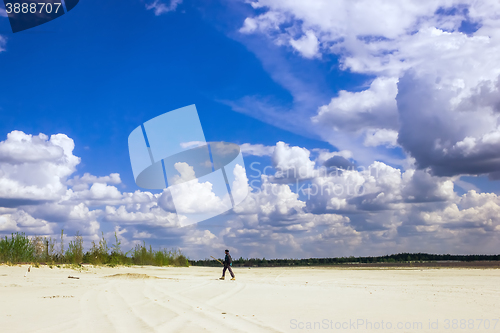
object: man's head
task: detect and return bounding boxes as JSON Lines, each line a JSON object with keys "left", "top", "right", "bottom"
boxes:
{"left": 225, "top": 249, "right": 229, "bottom": 253}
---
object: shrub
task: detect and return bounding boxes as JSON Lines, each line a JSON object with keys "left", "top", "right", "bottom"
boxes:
{"left": 0, "top": 233, "right": 35, "bottom": 263}
{"left": 0, "top": 230, "right": 189, "bottom": 267}
{"left": 66, "top": 232, "right": 84, "bottom": 264}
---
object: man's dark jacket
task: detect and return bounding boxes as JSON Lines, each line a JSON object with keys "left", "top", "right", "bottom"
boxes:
{"left": 224, "top": 253, "right": 232, "bottom": 267}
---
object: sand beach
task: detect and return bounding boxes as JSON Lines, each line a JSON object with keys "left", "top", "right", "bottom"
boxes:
{"left": 0, "top": 265, "right": 499, "bottom": 332}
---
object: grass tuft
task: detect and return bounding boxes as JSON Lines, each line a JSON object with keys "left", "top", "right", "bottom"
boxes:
{"left": 0, "top": 230, "right": 189, "bottom": 267}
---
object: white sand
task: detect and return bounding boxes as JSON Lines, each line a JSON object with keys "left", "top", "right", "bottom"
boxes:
{"left": 0, "top": 264, "right": 499, "bottom": 332}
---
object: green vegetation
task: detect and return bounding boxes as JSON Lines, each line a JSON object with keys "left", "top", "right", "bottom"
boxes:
{"left": 190, "top": 253, "right": 500, "bottom": 267}
{"left": 0, "top": 232, "right": 34, "bottom": 263}
{"left": 0, "top": 231, "right": 189, "bottom": 267}
{"left": 131, "top": 242, "right": 188, "bottom": 267}
{"left": 65, "top": 231, "right": 83, "bottom": 264}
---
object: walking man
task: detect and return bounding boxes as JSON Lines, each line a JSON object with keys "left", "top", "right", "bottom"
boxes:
{"left": 219, "top": 249, "right": 235, "bottom": 280}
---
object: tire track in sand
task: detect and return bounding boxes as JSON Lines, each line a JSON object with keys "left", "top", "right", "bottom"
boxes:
{"left": 78, "top": 279, "right": 159, "bottom": 332}
{"left": 148, "top": 281, "right": 280, "bottom": 332}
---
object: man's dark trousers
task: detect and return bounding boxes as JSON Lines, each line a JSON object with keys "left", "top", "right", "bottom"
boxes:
{"left": 222, "top": 265, "right": 235, "bottom": 278}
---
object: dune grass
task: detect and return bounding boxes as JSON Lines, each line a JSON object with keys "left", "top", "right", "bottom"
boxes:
{"left": 0, "top": 231, "right": 189, "bottom": 267}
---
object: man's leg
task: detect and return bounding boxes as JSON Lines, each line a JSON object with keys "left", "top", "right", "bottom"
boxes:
{"left": 228, "top": 266, "right": 235, "bottom": 278}
{"left": 222, "top": 266, "right": 227, "bottom": 277}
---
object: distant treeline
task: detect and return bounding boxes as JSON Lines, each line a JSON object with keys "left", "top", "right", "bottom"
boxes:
{"left": 190, "top": 253, "right": 500, "bottom": 267}
{"left": 0, "top": 231, "right": 188, "bottom": 267}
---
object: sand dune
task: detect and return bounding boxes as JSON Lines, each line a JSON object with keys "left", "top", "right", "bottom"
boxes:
{"left": 0, "top": 265, "right": 499, "bottom": 332}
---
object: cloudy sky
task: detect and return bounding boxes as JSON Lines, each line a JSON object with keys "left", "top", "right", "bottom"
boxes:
{"left": 1, "top": 0, "right": 500, "bottom": 260}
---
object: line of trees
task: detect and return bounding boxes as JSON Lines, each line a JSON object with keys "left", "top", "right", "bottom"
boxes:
{"left": 190, "top": 253, "right": 500, "bottom": 267}
{"left": 0, "top": 231, "right": 189, "bottom": 267}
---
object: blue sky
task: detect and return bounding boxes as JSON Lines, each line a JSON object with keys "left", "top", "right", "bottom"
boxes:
{"left": 1, "top": 0, "right": 500, "bottom": 259}
{"left": 0, "top": 0, "right": 339, "bottom": 187}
